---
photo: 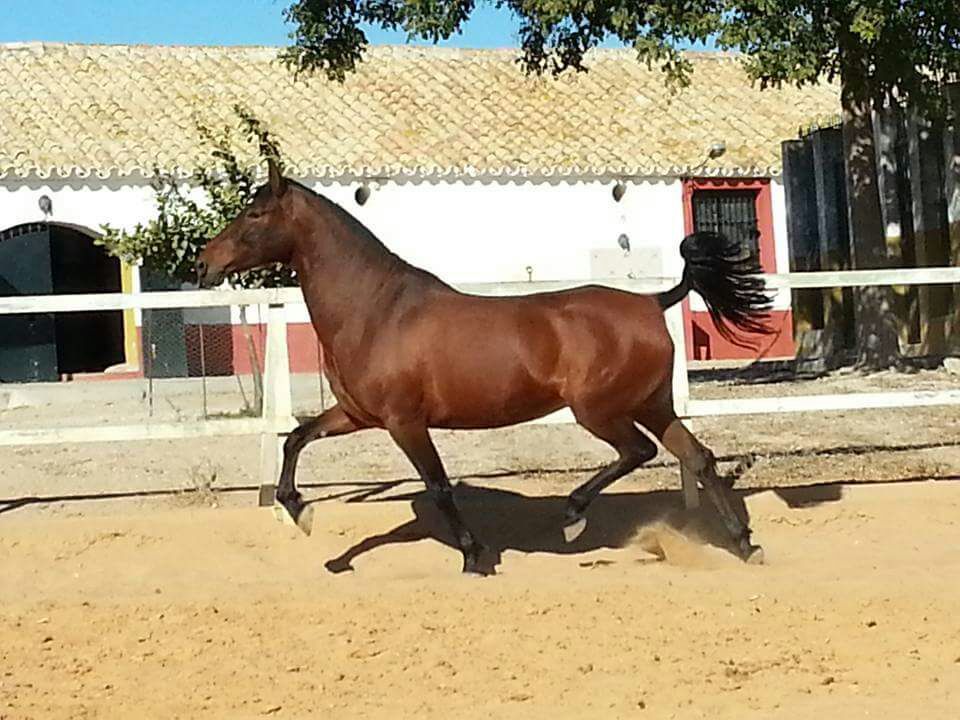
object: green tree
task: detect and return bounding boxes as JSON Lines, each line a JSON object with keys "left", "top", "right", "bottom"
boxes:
{"left": 281, "top": 0, "right": 960, "bottom": 370}
{"left": 716, "top": 2, "right": 960, "bottom": 369}
{"left": 98, "top": 107, "right": 293, "bottom": 409}
{"left": 281, "top": 0, "right": 721, "bottom": 83}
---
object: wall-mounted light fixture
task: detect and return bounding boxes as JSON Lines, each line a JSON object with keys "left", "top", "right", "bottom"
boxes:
{"left": 689, "top": 141, "right": 728, "bottom": 173}
{"left": 612, "top": 181, "right": 627, "bottom": 202}
{"left": 38, "top": 194, "right": 53, "bottom": 219}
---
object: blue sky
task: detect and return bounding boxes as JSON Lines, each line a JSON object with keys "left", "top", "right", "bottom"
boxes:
{"left": 2, "top": 0, "right": 526, "bottom": 47}
{"left": 1, "top": 1, "right": 715, "bottom": 50}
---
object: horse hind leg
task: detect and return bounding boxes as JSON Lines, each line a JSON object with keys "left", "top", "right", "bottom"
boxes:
{"left": 640, "top": 405, "right": 763, "bottom": 563}
{"left": 563, "top": 413, "right": 658, "bottom": 542}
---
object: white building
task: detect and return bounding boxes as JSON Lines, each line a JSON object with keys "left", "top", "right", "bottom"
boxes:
{"left": 0, "top": 42, "right": 840, "bottom": 379}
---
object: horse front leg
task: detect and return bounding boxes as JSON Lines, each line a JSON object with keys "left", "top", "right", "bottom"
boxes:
{"left": 276, "top": 404, "right": 364, "bottom": 534}
{"left": 387, "top": 421, "right": 490, "bottom": 575}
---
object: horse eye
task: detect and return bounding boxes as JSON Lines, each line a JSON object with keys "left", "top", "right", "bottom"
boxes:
{"left": 247, "top": 209, "right": 263, "bottom": 220}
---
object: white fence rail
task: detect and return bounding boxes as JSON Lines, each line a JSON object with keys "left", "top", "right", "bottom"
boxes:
{"left": 3, "top": 267, "right": 960, "bottom": 507}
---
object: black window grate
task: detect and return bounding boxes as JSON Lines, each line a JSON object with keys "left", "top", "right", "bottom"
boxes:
{"left": 692, "top": 190, "right": 760, "bottom": 265}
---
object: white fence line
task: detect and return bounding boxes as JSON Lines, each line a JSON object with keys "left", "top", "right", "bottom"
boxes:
{"left": 1, "top": 417, "right": 297, "bottom": 448}
{"left": 3, "top": 266, "right": 960, "bottom": 508}
{"left": 687, "top": 390, "right": 960, "bottom": 417}
{"left": 761, "top": 267, "right": 960, "bottom": 289}
{"left": 3, "top": 265, "right": 960, "bottom": 315}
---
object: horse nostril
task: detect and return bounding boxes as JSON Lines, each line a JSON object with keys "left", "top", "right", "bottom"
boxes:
{"left": 196, "top": 259, "right": 207, "bottom": 278}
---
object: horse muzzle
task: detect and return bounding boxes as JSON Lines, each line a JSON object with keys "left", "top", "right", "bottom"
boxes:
{"left": 195, "top": 258, "right": 226, "bottom": 288}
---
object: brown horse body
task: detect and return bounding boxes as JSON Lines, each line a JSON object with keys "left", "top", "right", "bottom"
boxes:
{"left": 197, "top": 161, "right": 771, "bottom": 573}
{"left": 321, "top": 285, "right": 673, "bottom": 431}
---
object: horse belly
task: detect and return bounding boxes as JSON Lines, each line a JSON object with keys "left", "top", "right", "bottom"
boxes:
{"left": 425, "top": 363, "right": 564, "bottom": 429}
{"left": 430, "top": 397, "right": 566, "bottom": 430}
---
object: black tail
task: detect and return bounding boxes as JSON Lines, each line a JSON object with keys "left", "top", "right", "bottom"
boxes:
{"left": 657, "top": 231, "right": 773, "bottom": 348}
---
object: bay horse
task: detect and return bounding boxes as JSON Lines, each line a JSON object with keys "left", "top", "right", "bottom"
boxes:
{"left": 197, "top": 159, "right": 772, "bottom": 573}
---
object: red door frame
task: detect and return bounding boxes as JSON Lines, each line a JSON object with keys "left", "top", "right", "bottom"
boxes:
{"left": 681, "top": 177, "right": 779, "bottom": 358}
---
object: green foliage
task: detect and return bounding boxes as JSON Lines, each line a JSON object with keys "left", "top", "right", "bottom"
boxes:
{"left": 715, "top": 1, "right": 960, "bottom": 112}
{"left": 97, "top": 107, "right": 296, "bottom": 289}
{"left": 280, "top": 0, "right": 960, "bottom": 114}
{"left": 280, "top": 0, "right": 722, "bottom": 86}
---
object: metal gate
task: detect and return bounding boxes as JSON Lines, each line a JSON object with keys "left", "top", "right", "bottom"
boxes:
{"left": 0, "top": 224, "right": 58, "bottom": 382}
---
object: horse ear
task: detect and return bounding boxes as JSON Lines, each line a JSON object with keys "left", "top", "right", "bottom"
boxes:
{"left": 267, "top": 157, "right": 286, "bottom": 197}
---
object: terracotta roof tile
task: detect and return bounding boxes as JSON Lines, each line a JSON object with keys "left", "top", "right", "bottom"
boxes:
{"left": 0, "top": 42, "right": 840, "bottom": 180}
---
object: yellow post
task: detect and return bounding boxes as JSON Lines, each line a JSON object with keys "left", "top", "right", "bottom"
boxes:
{"left": 120, "top": 262, "right": 140, "bottom": 369}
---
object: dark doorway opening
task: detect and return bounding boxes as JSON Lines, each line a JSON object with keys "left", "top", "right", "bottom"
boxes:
{"left": 49, "top": 225, "right": 125, "bottom": 374}
{"left": 0, "top": 223, "right": 125, "bottom": 381}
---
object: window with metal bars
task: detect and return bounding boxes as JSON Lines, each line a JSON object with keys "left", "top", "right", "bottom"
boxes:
{"left": 691, "top": 189, "right": 761, "bottom": 266}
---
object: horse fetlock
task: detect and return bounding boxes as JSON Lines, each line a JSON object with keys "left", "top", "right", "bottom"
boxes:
{"left": 276, "top": 488, "right": 303, "bottom": 510}
{"left": 565, "top": 494, "right": 588, "bottom": 519}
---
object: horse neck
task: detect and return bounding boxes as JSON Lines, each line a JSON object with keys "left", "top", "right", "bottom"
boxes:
{"left": 290, "top": 192, "right": 442, "bottom": 346}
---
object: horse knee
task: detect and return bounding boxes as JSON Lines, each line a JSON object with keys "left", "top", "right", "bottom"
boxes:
{"left": 285, "top": 418, "right": 334, "bottom": 457}
{"left": 283, "top": 432, "right": 302, "bottom": 456}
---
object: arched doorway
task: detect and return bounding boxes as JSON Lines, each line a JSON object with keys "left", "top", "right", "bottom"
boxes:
{"left": 0, "top": 223, "right": 126, "bottom": 382}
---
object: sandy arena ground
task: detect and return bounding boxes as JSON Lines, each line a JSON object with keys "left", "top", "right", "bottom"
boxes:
{"left": 2, "top": 367, "right": 960, "bottom": 718}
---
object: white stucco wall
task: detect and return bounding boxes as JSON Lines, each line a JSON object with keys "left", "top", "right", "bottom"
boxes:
{"left": 0, "top": 177, "right": 157, "bottom": 236}
{"left": 1, "top": 174, "right": 791, "bottom": 321}
{"left": 309, "top": 176, "right": 687, "bottom": 284}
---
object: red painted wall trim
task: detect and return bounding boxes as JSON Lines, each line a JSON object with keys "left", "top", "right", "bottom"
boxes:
{"left": 689, "top": 309, "right": 796, "bottom": 360}
{"left": 680, "top": 177, "right": 793, "bottom": 360}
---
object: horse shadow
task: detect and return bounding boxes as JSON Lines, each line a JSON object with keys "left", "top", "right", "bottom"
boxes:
{"left": 320, "top": 482, "right": 753, "bottom": 575}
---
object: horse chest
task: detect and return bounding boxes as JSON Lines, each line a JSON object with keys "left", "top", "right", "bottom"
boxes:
{"left": 323, "top": 352, "right": 382, "bottom": 427}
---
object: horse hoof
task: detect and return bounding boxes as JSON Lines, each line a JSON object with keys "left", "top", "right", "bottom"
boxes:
{"left": 295, "top": 503, "right": 315, "bottom": 536}
{"left": 744, "top": 544, "right": 765, "bottom": 565}
{"left": 462, "top": 546, "right": 496, "bottom": 576}
{"left": 462, "top": 561, "right": 494, "bottom": 577}
{"left": 563, "top": 516, "right": 587, "bottom": 543}
{"left": 273, "top": 500, "right": 314, "bottom": 536}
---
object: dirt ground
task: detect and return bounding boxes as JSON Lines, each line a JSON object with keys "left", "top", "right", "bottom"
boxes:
{"left": 2, "top": 367, "right": 960, "bottom": 718}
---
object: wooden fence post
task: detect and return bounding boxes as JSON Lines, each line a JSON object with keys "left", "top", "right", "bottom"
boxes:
{"left": 664, "top": 302, "right": 699, "bottom": 509}
{"left": 257, "top": 303, "right": 292, "bottom": 506}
